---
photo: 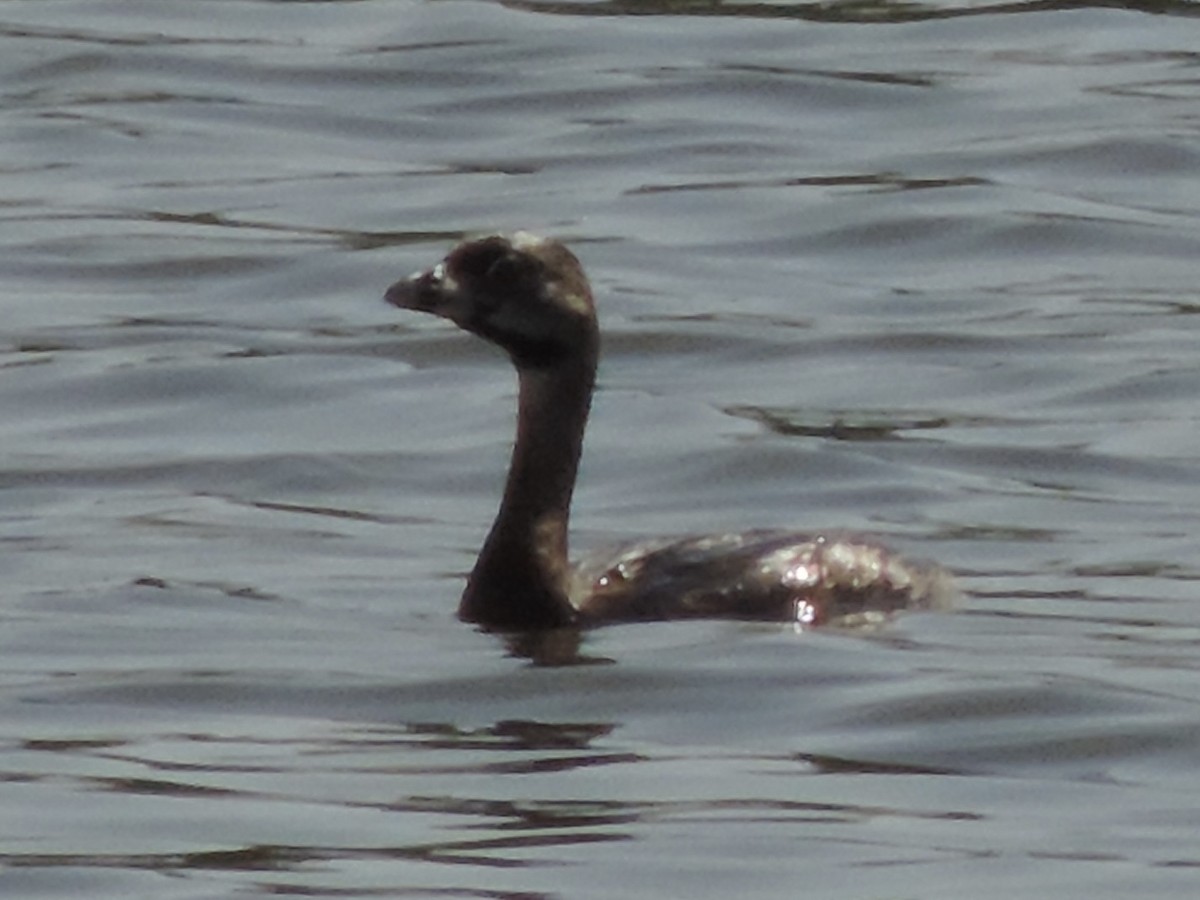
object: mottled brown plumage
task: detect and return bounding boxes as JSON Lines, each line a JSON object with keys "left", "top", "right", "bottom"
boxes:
{"left": 385, "top": 233, "right": 956, "bottom": 631}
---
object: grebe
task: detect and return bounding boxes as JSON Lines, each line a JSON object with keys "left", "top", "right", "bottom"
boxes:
{"left": 385, "top": 233, "right": 956, "bottom": 631}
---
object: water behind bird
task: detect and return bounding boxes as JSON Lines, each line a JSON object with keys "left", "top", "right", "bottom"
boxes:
{"left": 2, "top": 2, "right": 1200, "bottom": 898}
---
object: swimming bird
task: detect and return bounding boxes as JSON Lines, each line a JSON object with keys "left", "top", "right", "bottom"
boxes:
{"left": 385, "top": 233, "right": 955, "bottom": 631}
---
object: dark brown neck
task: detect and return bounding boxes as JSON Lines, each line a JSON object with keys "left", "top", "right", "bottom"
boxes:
{"left": 458, "top": 338, "right": 598, "bottom": 629}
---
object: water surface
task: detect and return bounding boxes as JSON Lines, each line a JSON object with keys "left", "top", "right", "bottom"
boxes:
{"left": 2, "top": 1, "right": 1200, "bottom": 897}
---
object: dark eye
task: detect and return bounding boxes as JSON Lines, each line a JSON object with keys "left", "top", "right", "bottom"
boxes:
{"left": 484, "top": 252, "right": 526, "bottom": 285}
{"left": 447, "top": 237, "right": 511, "bottom": 283}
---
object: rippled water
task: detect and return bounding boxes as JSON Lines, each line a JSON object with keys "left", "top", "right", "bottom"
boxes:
{"left": 3, "top": 0, "right": 1200, "bottom": 897}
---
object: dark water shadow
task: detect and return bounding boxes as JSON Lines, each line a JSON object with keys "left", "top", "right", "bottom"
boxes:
{"left": 503, "top": 0, "right": 1200, "bottom": 24}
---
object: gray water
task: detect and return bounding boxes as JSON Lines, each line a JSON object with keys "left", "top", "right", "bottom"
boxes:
{"left": 3, "top": 0, "right": 1200, "bottom": 897}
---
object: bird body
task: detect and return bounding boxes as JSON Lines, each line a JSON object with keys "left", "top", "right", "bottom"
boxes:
{"left": 385, "top": 233, "right": 955, "bottom": 631}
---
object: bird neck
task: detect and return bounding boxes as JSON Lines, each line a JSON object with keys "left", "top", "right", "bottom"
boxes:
{"left": 459, "top": 339, "right": 597, "bottom": 629}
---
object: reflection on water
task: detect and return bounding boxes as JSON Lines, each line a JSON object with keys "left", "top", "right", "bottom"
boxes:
{"left": 3, "top": 0, "right": 1200, "bottom": 897}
